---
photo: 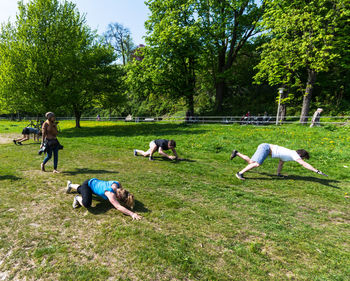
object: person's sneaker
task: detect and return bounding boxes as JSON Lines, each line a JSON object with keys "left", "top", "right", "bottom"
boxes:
{"left": 18, "top": 142, "right": 22, "bottom": 145}
{"left": 134, "top": 149, "right": 137, "bottom": 156}
{"left": 66, "top": 180, "right": 72, "bottom": 193}
{"left": 149, "top": 156, "right": 154, "bottom": 161}
{"left": 230, "top": 150, "right": 238, "bottom": 160}
{"left": 13, "top": 140, "right": 17, "bottom": 145}
{"left": 72, "top": 195, "right": 81, "bottom": 208}
{"left": 235, "top": 172, "right": 245, "bottom": 180}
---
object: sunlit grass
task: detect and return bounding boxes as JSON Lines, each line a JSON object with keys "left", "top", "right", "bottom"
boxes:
{"left": 0, "top": 120, "right": 349, "bottom": 280}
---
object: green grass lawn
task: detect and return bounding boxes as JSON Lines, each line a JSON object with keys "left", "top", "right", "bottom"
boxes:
{"left": 0, "top": 120, "right": 349, "bottom": 280}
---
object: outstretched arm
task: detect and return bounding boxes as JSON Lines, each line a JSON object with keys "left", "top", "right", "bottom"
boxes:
{"left": 295, "top": 159, "right": 328, "bottom": 176}
{"left": 105, "top": 192, "right": 142, "bottom": 220}
{"left": 158, "top": 148, "right": 175, "bottom": 160}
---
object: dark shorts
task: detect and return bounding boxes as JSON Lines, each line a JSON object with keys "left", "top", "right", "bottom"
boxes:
{"left": 22, "top": 128, "right": 30, "bottom": 135}
{"left": 77, "top": 180, "right": 92, "bottom": 208}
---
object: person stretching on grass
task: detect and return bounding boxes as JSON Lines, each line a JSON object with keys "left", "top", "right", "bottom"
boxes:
{"left": 230, "top": 143, "right": 328, "bottom": 180}
{"left": 13, "top": 126, "right": 41, "bottom": 145}
{"left": 66, "top": 178, "right": 142, "bottom": 220}
{"left": 134, "top": 139, "right": 178, "bottom": 161}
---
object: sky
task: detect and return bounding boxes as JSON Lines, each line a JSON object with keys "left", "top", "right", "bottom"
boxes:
{"left": 0, "top": 0, "right": 149, "bottom": 45}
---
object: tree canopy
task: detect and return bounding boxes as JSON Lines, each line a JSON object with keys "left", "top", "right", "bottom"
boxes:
{"left": 254, "top": 0, "right": 349, "bottom": 122}
{"left": 1, "top": 0, "right": 349, "bottom": 119}
{"left": 0, "top": 0, "right": 124, "bottom": 127}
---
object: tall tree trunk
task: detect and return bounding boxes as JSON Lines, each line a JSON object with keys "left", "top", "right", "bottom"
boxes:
{"left": 187, "top": 93, "right": 194, "bottom": 114}
{"left": 300, "top": 69, "right": 317, "bottom": 124}
{"left": 215, "top": 80, "right": 225, "bottom": 113}
{"left": 214, "top": 45, "right": 226, "bottom": 113}
{"left": 74, "top": 110, "right": 81, "bottom": 128}
{"left": 279, "top": 91, "right": 288, "bottom": 122}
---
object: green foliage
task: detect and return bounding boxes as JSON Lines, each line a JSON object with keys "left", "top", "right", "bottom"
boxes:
{"left": 126, "top": 0, "right": 265, "bottom": 115}
{"left": 0, "top": 0, "right": 125, "bottom": 127}
{"left": 195, "top": 0, "right": 265, "bottom": 112}
{"left": 254, "top": 0, "right": 350, "bottom": 121}
{"left": 127, "top": 0, "right": 201, "bottom": 113}
{"left": 61, "top": 40, "right": 121, "bottom": 126}
{"left": 1, "top": 0, "right": 349, "bottom": 118}
{"left": 0, "top": 0, "right": 90, "bottom": 113}
{"left": 255, "top": 0, "right": 348, "bottom": 91}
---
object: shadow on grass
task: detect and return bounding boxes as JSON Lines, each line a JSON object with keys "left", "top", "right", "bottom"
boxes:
{"left": 12, "top": 142, "right": 39, "bottom": 146}
{"left": 0, "top": 175, "right": 21, "bottom": 181}
{"left": 134, "top": 200, "right": 150, "bottom": 213}
{"left": 87, "top": 198, "right": 150, "bottom": 215}
{"left": 170, "top": 158, "right": 196, "bottom": 164}
{"left": 141, "top": 156, "right": 196, "bottom": 163}
{"left": 253, "top": 172, "right": 341, "bottom": 189}
{"left": 60, "top": 122, "right": 207, "bottom": 138}
{"left": 21, "top": 142, "right": 40, "bottom": 146}
{"left": 87, "top": 199, "right": 113, "bottom": 215}
{"left": 62, "top": 168, "right": 118, "bottom": 175}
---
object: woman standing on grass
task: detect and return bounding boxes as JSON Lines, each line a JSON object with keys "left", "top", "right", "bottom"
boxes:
{"left": 66, "top": 178, "right": 142, "bottom": 220}
{"left": 41, "top": 112, "right": 60, "bottom": 173}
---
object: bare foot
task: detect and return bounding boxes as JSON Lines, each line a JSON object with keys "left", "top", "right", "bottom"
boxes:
{"left": 53, "top": 170, "right": 60, "bottom": 174}
{"left": 41, "top": 163, "right": 45, "bottom": 172}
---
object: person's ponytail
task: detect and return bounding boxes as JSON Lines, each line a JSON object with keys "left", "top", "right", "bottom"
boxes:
{"left": 125, "top": 193, "right": 135, "bottom": 210}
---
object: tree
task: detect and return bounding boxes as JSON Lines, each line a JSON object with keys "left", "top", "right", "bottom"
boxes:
{"left": 254, "top": 0, "right": 348, "bottom": 123}
{"left": 126, "top": 0, "right": 201, "bottom": 114}
{"left": 94, "top": 64, "right": 127, "bottom": 119}
{"left": 196, "top": 0, "right": 265, "bottom": 113}
{"left": 0, "top": 0, "right": 123, "bottom": 127}
{"left": 61, "top": 41, "right": 118, "bottom": 127}
{"left": 144, "top": 0, "right": 202, "bottom": 113}
{"left": 137, "top": 0, "right": 264, "bottom": 114}
{"left": 104, "top": 23, "right": 135, "bottom": 65}
{"left": 0, "top": 0, "right": 92, "bottom": 114}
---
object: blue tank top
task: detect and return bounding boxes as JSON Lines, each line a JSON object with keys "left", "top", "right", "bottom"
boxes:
{"left": 88, "top": 178, "right": 119, "bottom": 200}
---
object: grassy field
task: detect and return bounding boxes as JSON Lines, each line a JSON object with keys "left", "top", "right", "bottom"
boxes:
{"left": 0, "top": 120, "right": 349, "bottom": 280}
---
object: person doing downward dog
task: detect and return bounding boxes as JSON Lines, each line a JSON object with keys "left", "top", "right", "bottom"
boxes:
{"left": 230, "top": 143, "right": 328, "bottom": 180}
{"left": 134, "top": 139, "right": 178, "bottom": 161}
{"left": 66, "top": 178, "right": 142, "bottom": 220}
{"left": 41, "top": 112, "right": 61, "bottom": 173}
{"left": 13, "top": 126, "right": 41, "bottom": 145}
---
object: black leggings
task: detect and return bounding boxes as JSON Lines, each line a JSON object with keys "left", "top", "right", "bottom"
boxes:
{"left": 77, "top": 180, "right": 92, "bottom": 208}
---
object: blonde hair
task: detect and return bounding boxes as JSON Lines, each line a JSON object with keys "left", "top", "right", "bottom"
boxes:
{"left": 117, "top": 188, "right": 135, "bottom": 210}
{"left": 45, "top": 112, "right": 55, "bottom": 119}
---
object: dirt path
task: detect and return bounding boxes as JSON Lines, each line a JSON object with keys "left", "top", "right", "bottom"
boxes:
{"left": 0, "top": 133, "right": 17, "bottom": 144}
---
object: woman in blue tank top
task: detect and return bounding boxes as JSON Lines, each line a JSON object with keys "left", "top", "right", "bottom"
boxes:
{"left": 66, "top": 178, "right": 142, "bottom": 220}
